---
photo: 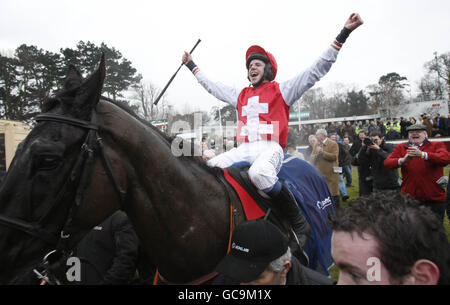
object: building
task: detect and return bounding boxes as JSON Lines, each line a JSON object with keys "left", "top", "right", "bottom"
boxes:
{"left": 0, "top": 120, "right": 30, "bottom": 171}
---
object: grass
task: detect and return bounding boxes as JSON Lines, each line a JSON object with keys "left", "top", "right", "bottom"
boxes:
{"left": 328, "top": 167, "right": 450, "bottom": 282}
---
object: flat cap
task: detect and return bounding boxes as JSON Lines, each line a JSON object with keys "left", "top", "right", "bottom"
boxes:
{"left": 406, "top": 124, "right": 427, "bottom": 131}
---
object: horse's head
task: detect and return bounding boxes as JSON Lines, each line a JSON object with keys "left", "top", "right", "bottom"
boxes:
{"left": 0, "top": 55, "right": 124, "bottom": 283}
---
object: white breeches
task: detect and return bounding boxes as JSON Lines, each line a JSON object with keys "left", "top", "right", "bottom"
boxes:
{"left": 207, "top": 141, "right": 284, "bottom": 191}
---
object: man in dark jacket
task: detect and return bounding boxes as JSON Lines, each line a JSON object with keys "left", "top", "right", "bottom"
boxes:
{"left": 330, "top": 133, "right": 351, "bottom": 202}
{"left": 351, "top": 129, "right": 373, "bottom": 196}
{"left": 366, "top": 131, "right": 400, "bottom": 191}
{"left": 433, "top": 113, "right": 446, "bottom": 137}
{"left": 400, "top": 117, "right": 411, "bottom": 139}
{"left": 73, "top": 210, "right": 139, "bottom": 285}
{"left": 446, "top": 114, "right": 450, "bottom": 137}
{"left": 385, "top": 125, "right": 401, "bottom": 141}
{"left": 342, "top": 136, "right": 353, "bottom": 187}
{"left": 214, "top": 219, "right": 334, "bottom": 285}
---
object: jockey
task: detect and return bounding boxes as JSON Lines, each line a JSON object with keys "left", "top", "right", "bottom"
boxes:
{"left": 182, "top": 13, "right": 363, "bottom": 250}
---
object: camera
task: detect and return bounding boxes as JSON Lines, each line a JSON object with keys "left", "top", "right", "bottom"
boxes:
{"left": 363, "top": 138, "right": 374, "bottom": 146}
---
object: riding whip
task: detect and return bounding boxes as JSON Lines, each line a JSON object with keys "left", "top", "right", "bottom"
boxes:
{"left": 154, "top": 39, "right": 201, "bottom": 105}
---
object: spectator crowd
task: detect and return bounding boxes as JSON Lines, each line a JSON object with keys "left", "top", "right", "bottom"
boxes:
{"left": 293, "top": 113, "right": 450, "bottom": 147}
{"left": 193, "top": 112, "right": 450, "bottom": 286}
{"left": 283, "top": 113, "right": 450, "bottom": 211}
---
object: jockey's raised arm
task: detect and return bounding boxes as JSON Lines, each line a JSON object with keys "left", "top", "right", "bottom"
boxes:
{"left": 182, "top": 13, "right": 363, "bottom": 256}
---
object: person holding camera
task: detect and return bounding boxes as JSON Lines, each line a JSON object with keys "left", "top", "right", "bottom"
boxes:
{"left": 364, "top": 131, "right": 400, "bottom": 192}
{"left": 384, "top": 124, "right": 450, "bottom": 222}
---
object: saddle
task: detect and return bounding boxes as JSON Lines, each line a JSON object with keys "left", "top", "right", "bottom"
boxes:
{"left": 224, "top": 166, "right": 285, "bottom": 221}
{"left": 220, "top": 163, "right": 309, "bottom": 265}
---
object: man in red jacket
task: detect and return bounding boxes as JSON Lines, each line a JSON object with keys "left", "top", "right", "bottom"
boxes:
{"left": 384, "top": 124, "right": 450, "bottom": 222}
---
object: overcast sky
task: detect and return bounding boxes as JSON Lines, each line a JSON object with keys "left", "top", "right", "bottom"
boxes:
{"left": 1, "top": 0, "right": 449, "bottom": 114}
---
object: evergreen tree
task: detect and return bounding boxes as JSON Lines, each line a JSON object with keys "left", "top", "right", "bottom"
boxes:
{"left": 0, "top": 55, "right": 20, "bottom": 119}
{"left": 61, "top": 41, "right": 141, "bottom": 100}
{"left": 345, "top": 90, "right": 371, "bottom": 115}
{"left": 0, "top": 42, "right": 142, "bottom": 122}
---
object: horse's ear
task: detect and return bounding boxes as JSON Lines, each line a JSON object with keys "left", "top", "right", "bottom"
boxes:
{"left": 64, "top": 65, "right": 83, "bottom": 91}
{"left": 73, "top": 53, "right": 106, "bottom": 111}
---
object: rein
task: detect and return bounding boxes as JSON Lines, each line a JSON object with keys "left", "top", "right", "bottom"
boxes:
{"left": 0, "top": 108, "right": 126, "bottom": 284}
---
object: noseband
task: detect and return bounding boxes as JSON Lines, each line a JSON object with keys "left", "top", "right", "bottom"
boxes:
{"left": 0, "top": 108, "right": 126, "bottom": 283}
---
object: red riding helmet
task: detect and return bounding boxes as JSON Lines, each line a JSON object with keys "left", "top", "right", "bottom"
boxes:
{"left": 245, "top": 45, "right": 278, "bottom": 81}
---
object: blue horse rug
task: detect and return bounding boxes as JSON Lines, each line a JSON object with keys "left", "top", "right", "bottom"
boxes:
{"left": 229, "top": 155, "right": 335, "bottom": 276}
{"left": 279, "top": 155, "right": 335, "bottom": 276}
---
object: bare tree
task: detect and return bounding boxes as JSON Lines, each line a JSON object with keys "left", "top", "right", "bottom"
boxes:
{"left": 418, "top": 73, "right": 441, "bottom": 101}
{"left": 298, "top": 87, "right": 331, "bottom": 119}
{"left": 132, "top": 79, "right": 168, "bottom": 121}
{"left": 424, "top": 51, "right": 450, "bottom": 100}
{"left": 366, "top": 84, "right": 382, "bottom": 112}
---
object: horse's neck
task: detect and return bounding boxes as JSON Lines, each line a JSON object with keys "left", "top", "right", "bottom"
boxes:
{"left": 97, "top": 101, "right": 209, "bottom": 192}
{"left": 97, "top": 101, "right": 231, "bottom": 282}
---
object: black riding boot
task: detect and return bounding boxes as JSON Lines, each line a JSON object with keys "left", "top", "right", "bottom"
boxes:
{"left": 272, "top": 184, "right": 311, "bottom": 259}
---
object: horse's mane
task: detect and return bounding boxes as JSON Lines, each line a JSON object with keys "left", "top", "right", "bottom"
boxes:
{"left": 100, "top": 96, "right": 175, "bottom": 144}
{"left": 100, "top": 97, "right": 223, "bottom": 177}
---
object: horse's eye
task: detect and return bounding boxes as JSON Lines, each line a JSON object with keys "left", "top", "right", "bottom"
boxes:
{"left": 35, "top": 155, "right": 62, "bottom": 171}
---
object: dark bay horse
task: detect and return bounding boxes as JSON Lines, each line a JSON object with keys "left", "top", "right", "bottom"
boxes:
{"left": 0, "top": 56, "right": 245, "bottom": 284}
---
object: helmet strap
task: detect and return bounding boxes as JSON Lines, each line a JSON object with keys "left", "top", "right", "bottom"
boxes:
{"left": 253, "top": 77, "right": 266, "bottom": 88}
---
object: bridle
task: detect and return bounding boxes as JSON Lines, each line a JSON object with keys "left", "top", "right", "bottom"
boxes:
{"left": 0, "top": 107, "right": 126, "bottom": 284}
